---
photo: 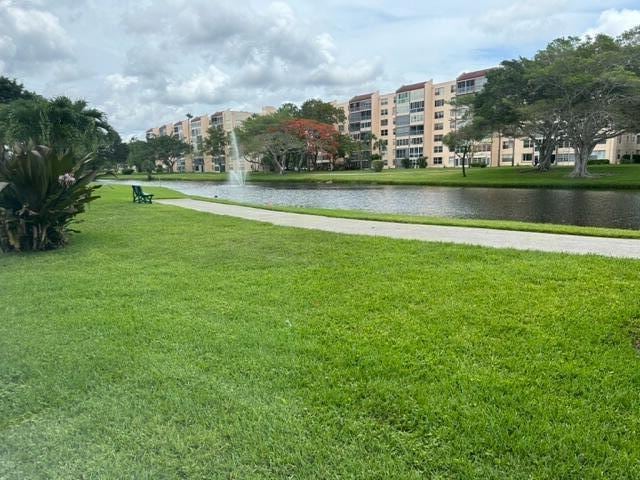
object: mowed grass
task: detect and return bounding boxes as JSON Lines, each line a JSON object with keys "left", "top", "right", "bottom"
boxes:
{"left": 125, "top": 164, "right": 640, "bottom": 189}
{"left": 1, "top": 185, "right": 639, "bottom": 479}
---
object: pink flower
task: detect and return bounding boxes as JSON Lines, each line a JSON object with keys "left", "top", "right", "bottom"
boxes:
{"left": 58, "top": 173, "right": 76, "bottom": 188}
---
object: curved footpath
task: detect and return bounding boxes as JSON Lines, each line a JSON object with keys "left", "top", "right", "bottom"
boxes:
{"left": 157, "top": 199, "right": 640, "bottom": 259}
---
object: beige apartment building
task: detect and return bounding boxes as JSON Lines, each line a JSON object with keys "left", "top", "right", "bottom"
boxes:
{"left": 337, "top": 68, "right": 631, "bottom": 169}
{"left": 146, "top": 108, "right": 273, "bottom": 173}
{"left": 147, "top": 68, "right": 634, "bottom": 173}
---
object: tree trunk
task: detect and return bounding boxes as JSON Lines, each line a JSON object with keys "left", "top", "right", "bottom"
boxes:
{"left": 570, "top": 144, "right": 592, "bottom": 177}
{"left": 537, "top": 137, "right": 555, "bottom": 172}
{"left": 461, "top": 154, "right": 466, "bottom": 177}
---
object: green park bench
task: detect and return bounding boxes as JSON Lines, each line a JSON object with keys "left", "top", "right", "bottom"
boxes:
{"left": 132, "top": 185, "right": 154, "bottom": 204}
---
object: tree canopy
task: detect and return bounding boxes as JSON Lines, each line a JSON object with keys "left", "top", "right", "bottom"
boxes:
{"left": 469, "top": 29, "right": 640, "bottom": 176}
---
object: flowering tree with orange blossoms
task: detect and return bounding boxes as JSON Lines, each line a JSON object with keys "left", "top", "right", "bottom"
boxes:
{"left": 283, "top": 118, "right": 339, "bottom": 170}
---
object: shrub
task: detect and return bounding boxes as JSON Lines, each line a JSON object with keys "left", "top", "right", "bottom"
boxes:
{"left": 0, "top": 143, "right": 100, "bottom": 252}
{"left": 121, "top": 168, "right": 134, "bottom": 175}
{"left": 587, "top": 159, "right": 609, "bottom": 165}
{"left": 470, "top": 162, "right": 488, "bottom": 168}
{"left": 400, "top": 158, "right": 411, "bottom": 169}
{"left": 633, "top": 154, "right": 640, "bottom": 164}
{"left": 417, "top": 157, "right": 427, "bottom": 168}
{"left": 371, "top": 159, "right": 384, "bottom": 172}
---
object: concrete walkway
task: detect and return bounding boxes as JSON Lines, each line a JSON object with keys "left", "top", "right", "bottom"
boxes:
{"left": 157, "top": 199, "right": 640, "bottom": 259}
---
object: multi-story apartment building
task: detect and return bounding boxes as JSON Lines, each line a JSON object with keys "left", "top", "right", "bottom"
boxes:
{"left": 209, "top": 110, "right": 253, "bottom": 172}
{"left": 147, "top": 108, "right": 274, "bottom": 173}
{"left": 147, "top": 68, "right": 635, "bottom": 172}
{"left": 347, "top": 92, "right": 380, "bottom": 168}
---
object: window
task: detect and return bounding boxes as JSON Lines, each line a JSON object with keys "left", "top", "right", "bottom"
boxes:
{"left": 361, "top": 121, "right": 371, "bottom": 128}
{"left": 523, "top": 138, "right": 534, "bottom": 148}
{"left": 381, "top": 108, "right": 388, "bottom": 116}
{"left": 396, "top": 148, "right": 409, "bottom": 159}
{"left": 434, "top": 123, "right": 444, "bottom": 131}
{"left": 410, "top": 101, "right": 424, "bottom": 113}
{"left": 522, "top": 153, "right": 533, "bottom": 162}
{"left": 409, "top": 147, "right": 423, "bottom": 157}
{"left": 396, "top": 125, "right": 409, "bottom": 137}
{"left": 434, "top": 111, "right": 444, "bottom": 119}
{"left": 434, "top": 134, "right": 443, "bottom": 142}
{"left": 409, "top": 125, "right": 424, "bottom": 135}
{"left": 434, "top": 87, "right": 444, "bottom": 96}
{"left": 396, "top": 138, "right": 410, "bottom": 146}
{"left": 502, "top": 140, "right": 512, "bottom": 149}
{"left": 411, "top": 137, "right": 423, "bottom": 145}
{"left": 410, "top": 113, "right": 424, "bottom": 124}
{"left": 434, "top": 145, "right": 443, "bottom": 153}
{"left": 381, "top": 129, "right": 388, "bottom": 136}
{"left": 381, "top": 98, "right": 388, "bottom": 106}
{"left": 451, "top": 85, "right": 456, "bottom": 93}
{"left": 397, "top": 92, "right": 409, "bottom": 103}
{"left": 381, "top": 119, "right": 388, "bottom": 126}
{"left": 433, "top": 157, "right": 443, "bottom": 165}
{"left": 434, "top": 99, "right": 445, "bottom": 107}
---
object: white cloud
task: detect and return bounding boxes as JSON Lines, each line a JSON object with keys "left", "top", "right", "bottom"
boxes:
{"left": 0, "top": 0, "right": 73, "bottom": 73}
{"left": 164, "top": 66, "right": 231, "bottom": 104}
{"left": 584, "top": 9, "right": 640, "bottom": 38}
{"left": 106, "top": 73, "right": 139, "bottom": 91}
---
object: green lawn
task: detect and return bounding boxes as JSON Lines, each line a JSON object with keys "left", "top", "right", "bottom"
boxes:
{"left": 1, "top": 185, "right": 639, "bottom": 479}
{"left": 124, "top": 164, "right": 640, "bottom": 189}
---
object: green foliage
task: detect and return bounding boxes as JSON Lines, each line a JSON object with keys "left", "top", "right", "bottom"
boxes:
{"left": 417, "top": 156, "right": 427, "bottom": 168}
{"left": 0, "top": 143, "right": 100, "bottom": 252}
{"left": 299, "top": 99, "right": 346, "bottom": 124}
{"left": 0, "top": 76, "right": 36, "bottom": 103}
{"left": 203, "top": 125, "right": 228, "bottom": 160}
{"left": 621, "top": 154, "right": 640, "bottom": 164}
{"left": 400, "top": 158, "right": 411, "bottom": 169}
{"left": 587, "top": 159, "right": 610, "bottom": 165}
{"left": 470, "top": 161, "right": 488, "bottom": 168}
{"left": 371, "top": 159, "right": 384, "bottom": 172}
{"left": 0, "top": 95, "right": 116, "bottom": 159}
{"left": 121, "top": 168, "right": 134, "bottom": 175}
{"left": 147, "top": 135, "right": 189, "bottom": 173}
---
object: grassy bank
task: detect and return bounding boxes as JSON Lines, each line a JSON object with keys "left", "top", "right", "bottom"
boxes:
{"left": 122, "top": 164, "right": 640, "bottom": 189}
{"left": 1, "top": 185, "right": 639, "bottom": 478}
{"left": 191, "top": 196, "right": 640, "bottom": 239}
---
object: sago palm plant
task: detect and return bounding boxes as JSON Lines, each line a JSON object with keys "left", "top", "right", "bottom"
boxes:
{"left": 0, "top": 143, "right": 100, "bottom": 252}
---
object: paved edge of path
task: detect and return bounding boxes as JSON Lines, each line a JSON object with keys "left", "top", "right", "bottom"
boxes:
{"left": 156, "top": 199, "right": 640, "bottom": 260}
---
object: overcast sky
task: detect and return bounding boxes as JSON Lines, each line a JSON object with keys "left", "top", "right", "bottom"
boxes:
{"left": 1, "top": 0, "right": 639, "bottom": 138}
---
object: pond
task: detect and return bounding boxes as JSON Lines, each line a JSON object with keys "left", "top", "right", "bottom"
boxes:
{"left": 108, "top": 180, "right": 640, "bottom": 230}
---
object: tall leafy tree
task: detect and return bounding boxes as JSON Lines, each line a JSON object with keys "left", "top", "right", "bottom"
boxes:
{"left": 147, "top": 135, "right": 189, "bottom": 173}
{"left": 203, "top": 125, "right": 228, "bottom": 168}
{"left": 127, "top": 138, "right": 153, "bottom": 174}
{"left": 443, "top": 122, "right": 487, "bottom": 177}
{"left": 540, "top": 34, "right": 640, "bottom": 177}
{"left": 236, "top": 111, "right": 304, "bottom": 173}
{"left": 298, "top": 99, "right": 346, "bottom": 125}
{"left": 283, "top": 118, "right": 339, "bottom": 170}
{"left": 472, "top": 60, "right": 563, "bottom": 171}
{"left": 0, "top": 77, "right": 36, "bottom": 104}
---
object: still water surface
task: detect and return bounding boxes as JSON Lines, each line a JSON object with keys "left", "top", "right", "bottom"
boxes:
{"left": 109, "top": 180, "right": 640, "bottom": 230}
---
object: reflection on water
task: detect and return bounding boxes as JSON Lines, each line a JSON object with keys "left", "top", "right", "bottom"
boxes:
{"left": 105, "top": 180, "right": 640, "bottom": 230}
